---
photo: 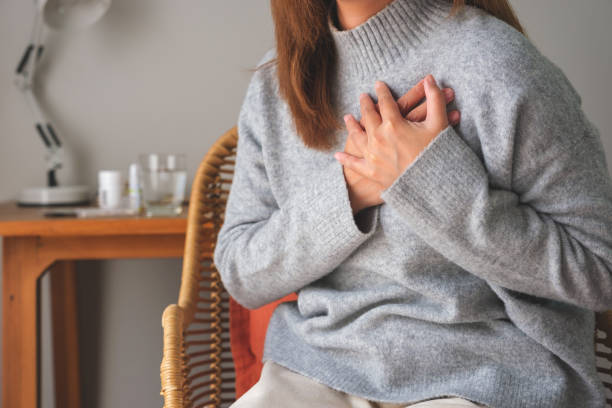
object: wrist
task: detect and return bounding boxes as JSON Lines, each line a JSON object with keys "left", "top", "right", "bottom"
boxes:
{"left": 350, "top": 198, "right": 362, "bottom": 216}
{"left": 348, "top": 190, "right": 364, "bottom": 215}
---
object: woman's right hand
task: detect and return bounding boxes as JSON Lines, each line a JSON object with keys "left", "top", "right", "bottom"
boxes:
{"left": 342, "top": 78, "right": 461, "bottom": 215}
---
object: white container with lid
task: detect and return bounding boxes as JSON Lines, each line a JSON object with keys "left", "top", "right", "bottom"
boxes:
{"left": 98, "top": 170, "right": 123, "bottom": 209}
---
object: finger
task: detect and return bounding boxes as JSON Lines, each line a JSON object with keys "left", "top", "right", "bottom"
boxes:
{"left": 372, "top": 87, "right": 453, "bottom": 123}
{"left": 443, "top": 87, "right": 455, "bottom": 103}
{"left": 344, "top": 113, "right": 363, "bottom": 132}
{"left": 360, "top": 105, "right": 380, "bottom": 128}
{"left": 448, "top": 109, "right": 461, "bottom": 125}
{"left": 405, "top": 87, "right": 454, "bottom": 122}
{"left": 360, "top": 93, "right": 381, "bottom": 136}
{"left": 374, "top": 81, "right": 402, "bottom": 123}
{"left": 423, "top": 74, "right": 448, "bottom": 129}
{"left": 334, "top": 151, "right": 372, "bottom": 180}
{"left": 344, "top": 114, "right": 368, "bottom": 152}
{"left": 396, "top": 78, "right": 425, "bottom": 117}
{"left": 405, "top": 102, "right": 426, "bottom": 122}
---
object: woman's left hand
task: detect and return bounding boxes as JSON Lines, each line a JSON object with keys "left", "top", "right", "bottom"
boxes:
{"left": 334, "top": 74, "right": 450, "bottom": 191}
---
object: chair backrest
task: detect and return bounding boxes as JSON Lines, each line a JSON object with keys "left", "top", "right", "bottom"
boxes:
{"left": 595, "top": 312, "right": 612, "bottom": 405}
{"left": 161, "top": 126, "right": 238, "bottom": 408}
{"left": 161, "top": 124, "right": 612, "bottom": 407}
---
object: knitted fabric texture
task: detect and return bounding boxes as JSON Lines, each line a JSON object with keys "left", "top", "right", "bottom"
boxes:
{"left": 213, "top": 0, "right": 612, "bottom": 406}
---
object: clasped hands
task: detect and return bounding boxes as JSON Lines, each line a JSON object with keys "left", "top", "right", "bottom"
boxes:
{"left": 333, "top": 74, "right": 461, "bottom": 215}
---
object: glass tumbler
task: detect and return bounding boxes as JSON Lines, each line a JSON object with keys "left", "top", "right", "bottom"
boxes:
{"left": 139, "top": 153, "right": 187, "bottom": 216}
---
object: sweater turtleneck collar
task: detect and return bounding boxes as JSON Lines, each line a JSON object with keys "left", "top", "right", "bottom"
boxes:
{"left": 328, "top": 0, "right": 454, "bottom": 78}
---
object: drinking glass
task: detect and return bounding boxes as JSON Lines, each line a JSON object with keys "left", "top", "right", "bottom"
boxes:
{"left": 139, "top": 153, "right": 187, "bottom": 216}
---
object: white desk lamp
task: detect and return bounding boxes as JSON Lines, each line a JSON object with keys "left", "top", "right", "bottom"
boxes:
{"left": 15, "top": 0, "right": 111, "bottom": 206}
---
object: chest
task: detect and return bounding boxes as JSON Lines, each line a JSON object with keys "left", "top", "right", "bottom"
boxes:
{"left": 264, "top": 71, "right": 514, "bottom": 211}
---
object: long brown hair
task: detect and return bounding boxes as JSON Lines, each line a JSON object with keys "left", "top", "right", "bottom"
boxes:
{"left": 264, "top": 0, "right": 526, "bottom": 151}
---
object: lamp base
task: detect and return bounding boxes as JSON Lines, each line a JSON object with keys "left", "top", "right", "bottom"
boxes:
{"left": 18, "top": 185, "right": 91, "bottom": 207}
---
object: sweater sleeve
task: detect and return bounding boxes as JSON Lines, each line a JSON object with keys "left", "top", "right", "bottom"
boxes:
{"left": 379, "top": 69, "right": 612, "bottom": 312}
{"left": 213, "top": 69, "right": 379, "bottom": 310}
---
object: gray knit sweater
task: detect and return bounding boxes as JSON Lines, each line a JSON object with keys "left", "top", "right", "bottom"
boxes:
{"left": 213, "top": 0, "right": 612, "bottom": 406}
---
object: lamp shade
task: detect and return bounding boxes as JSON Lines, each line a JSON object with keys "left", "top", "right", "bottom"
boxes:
{"left": 40, "top": 0, "right": 112, "bottom": 31}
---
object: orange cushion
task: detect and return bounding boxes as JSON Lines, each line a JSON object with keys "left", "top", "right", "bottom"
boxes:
{"left": 229, "top": 293, "right": 298, "bottom": 399}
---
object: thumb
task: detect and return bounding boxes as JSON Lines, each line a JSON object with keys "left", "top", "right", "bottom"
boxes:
{"left": 423, "top": 74, "right": 448, "bottom": 129}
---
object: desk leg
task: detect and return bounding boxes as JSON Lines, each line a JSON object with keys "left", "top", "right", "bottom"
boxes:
{"left": 2, "top": 237, "right": 42, "bottom": 408}
{"left": 50, "top": 261, "right": 81, "bottom": 408}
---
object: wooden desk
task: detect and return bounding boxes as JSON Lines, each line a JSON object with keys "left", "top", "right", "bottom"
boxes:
{"left": 0, "top": 202, "right": 187, "bottom": 408}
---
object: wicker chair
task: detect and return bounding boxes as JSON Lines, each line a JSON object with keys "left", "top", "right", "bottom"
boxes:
{"left": 160, "top": 125, "right": 612, "bottom": 408}
{"left": 160, "top": 126, "right": 239, "bottom": 408}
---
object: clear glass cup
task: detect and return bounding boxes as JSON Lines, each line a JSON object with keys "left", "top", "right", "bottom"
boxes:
{"left": 139, "top": 153, "right": 187, "bottom": 217}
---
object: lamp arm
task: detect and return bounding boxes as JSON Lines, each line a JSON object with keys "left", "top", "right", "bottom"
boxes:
{"left": 14, "top": 4, "right": 63, "bottom": 187}
{"left": 28, "top": 7, "right": 45, "bottom": 86}
{"left": 16, "top": 7, "right": 44, "bottom": 86}
{"left": 23, "top": 88, "right": 63, "bottom": 187}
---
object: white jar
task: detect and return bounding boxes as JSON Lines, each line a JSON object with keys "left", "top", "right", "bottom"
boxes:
{"left": 98, "top": 170, "right": 123, "bottom": 209}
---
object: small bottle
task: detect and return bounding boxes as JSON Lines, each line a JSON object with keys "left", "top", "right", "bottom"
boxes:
{"left": 128, "top": 163, "right": 143, "bottom": 213}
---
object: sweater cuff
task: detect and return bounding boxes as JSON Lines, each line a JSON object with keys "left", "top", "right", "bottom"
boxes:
{"left": 294, "top": 158, "right": 379, "bottom": 252}
{"left": 379, "top": 125, "right": 486, "bottom": 227}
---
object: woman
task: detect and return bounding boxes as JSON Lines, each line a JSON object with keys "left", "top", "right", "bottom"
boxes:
{"left": 213, "top": 0, "right": 612, "bottom": 407}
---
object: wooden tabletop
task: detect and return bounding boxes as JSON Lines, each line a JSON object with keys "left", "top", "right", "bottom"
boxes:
{"left": 0, "top": 202, "right": 188, "bottom": 237}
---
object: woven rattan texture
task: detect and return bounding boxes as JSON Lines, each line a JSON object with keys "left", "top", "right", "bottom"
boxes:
{"left": 596, "top": 312, "right": 612, "bottom": 405}
{"left": 161, "top": 126, "right": 238, "bottom": 408}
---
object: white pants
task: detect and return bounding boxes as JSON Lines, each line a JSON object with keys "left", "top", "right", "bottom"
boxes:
{"left": 230, "top": 360, "right": 489, "bottom": 408}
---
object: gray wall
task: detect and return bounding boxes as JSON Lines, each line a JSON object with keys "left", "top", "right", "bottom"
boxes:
{"left": 0, "top": 1, "right": 610, "bottom": 407}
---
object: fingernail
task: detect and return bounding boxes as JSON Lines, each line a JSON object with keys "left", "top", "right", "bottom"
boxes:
{"left": 426, "top": 75, "right": 436, "bottom": 86}
{"left": 443, "top": 89, "right": 453, "bottom": 101}
{"left": 375, "top": 80, "right": 384, "bottom": 89}
{"left": 452, "top": 111, "right": 460, "bottom": 123}
{"left": 334, "top": 152, "right": 343, "bottom": 161}
{"left": 343, "top": 114, "right": 350, "bottom": 123}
